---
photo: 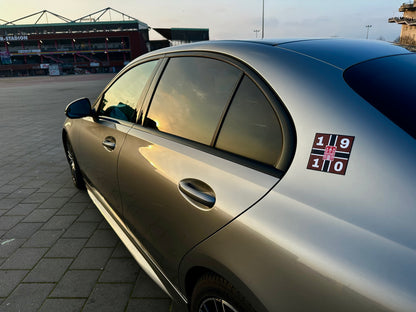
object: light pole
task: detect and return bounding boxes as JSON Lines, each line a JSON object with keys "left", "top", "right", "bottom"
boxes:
{"left": 261, "top": 0, "right": 265, "bottom": 39}
{"left": 366, "top": 25, "right": 372, "bottom": 39}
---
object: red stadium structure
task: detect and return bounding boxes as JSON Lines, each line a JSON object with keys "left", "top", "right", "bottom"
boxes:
{"left": 0, "top": 8, "right": 209, "bottom": 76}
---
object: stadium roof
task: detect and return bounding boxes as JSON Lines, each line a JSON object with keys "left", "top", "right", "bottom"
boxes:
{"left": 0, "top": 8, "right": 149, "bottom": 34}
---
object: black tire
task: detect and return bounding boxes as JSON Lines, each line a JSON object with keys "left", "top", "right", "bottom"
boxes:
{"left": 65, "top": 139, "right": 85, "bottom": 190}
{"left": 190, "top": 273, "right": 256, "bottom": 312}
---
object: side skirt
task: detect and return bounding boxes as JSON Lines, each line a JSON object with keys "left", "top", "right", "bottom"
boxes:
{"left": 86, "top": 183, "right": 188, "bottom": 305}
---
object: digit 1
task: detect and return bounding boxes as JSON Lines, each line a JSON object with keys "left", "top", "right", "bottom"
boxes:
{"left": 312, "top": 158, "right": 320, "bottom": 168}
{"left": 316, "top": 136, "right": 324, "bottom": 146}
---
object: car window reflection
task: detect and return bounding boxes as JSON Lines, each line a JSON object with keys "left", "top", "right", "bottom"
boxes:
{"left": 146, "top": 57, "right": 241, "bottom": 145}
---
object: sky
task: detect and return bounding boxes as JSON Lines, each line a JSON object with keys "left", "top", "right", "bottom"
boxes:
{"left": 0, "top": 0, "right": 407, "bottom": 42}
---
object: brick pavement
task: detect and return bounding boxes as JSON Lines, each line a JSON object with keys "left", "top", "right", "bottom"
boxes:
{"left": 0, "top": 74, "right": 172, "bottom": 311}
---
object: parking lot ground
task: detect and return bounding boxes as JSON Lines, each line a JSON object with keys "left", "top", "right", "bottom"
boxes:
{"left": 0, "top": 74, "right": 172, "bottom": 311}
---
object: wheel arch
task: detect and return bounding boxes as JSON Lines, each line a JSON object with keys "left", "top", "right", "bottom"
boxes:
{"left": 62, "top": 129, "right": 69, "bottom": 151}
{"left": 181, "top": 260, "right": 267, "bottom": 312}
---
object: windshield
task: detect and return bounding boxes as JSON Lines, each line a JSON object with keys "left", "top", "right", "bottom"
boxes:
{"left": 343, "top": 53, "right": 416, "bottom": 139}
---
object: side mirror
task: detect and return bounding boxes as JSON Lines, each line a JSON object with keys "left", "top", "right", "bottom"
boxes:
{"left": 65, "top": 98, "right": 92, "bottom": 119}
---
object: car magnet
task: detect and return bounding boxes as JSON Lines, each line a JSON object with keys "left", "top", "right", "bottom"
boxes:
{"left": 307, "top": 133, "right": 354, "bottom": 175}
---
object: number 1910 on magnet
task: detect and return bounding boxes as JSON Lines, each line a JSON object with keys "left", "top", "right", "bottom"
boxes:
{"left": 307, "top": 133, "right": 355, "bottom": 175}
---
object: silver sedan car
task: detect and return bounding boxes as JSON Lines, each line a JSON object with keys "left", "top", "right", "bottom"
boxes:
{"left": 63, "top": 38, "right": 416, "bottom": 312}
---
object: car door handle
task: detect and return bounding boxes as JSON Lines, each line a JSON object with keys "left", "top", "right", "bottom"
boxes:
{"left": 179, "top": 179, "right": 216, "bottom": 208}
{"left": 102, "top": 137, "right": 116, "bottom": 151}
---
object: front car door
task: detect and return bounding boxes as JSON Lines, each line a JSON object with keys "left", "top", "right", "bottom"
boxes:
{"left": 74, "top": 60, "right": 159, "bottom": 214}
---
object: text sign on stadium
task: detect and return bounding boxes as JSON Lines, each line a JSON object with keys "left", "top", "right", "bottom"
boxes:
{"left": 307, "top": 133, "right": 355, "bottom": 175}
{"left": 0, "top": 35, "right": 28, "bottom": 42}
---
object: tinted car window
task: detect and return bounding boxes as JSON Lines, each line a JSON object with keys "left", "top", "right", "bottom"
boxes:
{"left": 343, "top": 54, "right": 416, "bottom": 139}
{"left": 100, "top": 60, "right": 158, "bottom": 122}
{"left": 145, "top": 57, "right": 241, "bottom": 145}
{"left": 216, "top": 76, "right": 283, "bottom": 165}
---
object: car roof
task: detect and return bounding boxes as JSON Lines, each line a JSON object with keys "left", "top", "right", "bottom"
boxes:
{"left": 141, "top": 38, "right": 413, "bottom": 70}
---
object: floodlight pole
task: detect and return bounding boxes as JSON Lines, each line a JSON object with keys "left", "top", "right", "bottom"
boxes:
{"left": 262, "top": 0, "right": 265, "bottom": 39}
{"left": 366, "top": 25, "right": 372, "bottom": 39}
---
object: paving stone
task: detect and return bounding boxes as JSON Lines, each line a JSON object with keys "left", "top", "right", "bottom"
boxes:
{"left": 3, "top": 222, "right": 42, "bottom": 239}
{"left": 132, "top": 271, "right": 168, "bottom": 298}
{"left": 0, "top": 184, "right": 20, "bottom": 194}
{"left": 98, "top": 219, "right": 112, "bottom": 230}
{"left": 8, "top": 176, "right": 35, "bottom": 186}
{"left": 22, "top": 208, "right": 58, "bottom": 222}
{"left": 0, "top": 270, "right": 29, "bottom": 297}
{"left": 21, "top": 192, "right": 53, "bottom": 204}
{"left": 0, "top": 198, "right": 21, "bottom": 210}
{"left": 22, "top": 178, "right": 49, "bottom": 189}
{"left": 111, "top": 242, "right": 132, "bottom": 258}
{"left": 23, "top": 230, "right": 63, "bottom": 247}
{"left": 50, "top": 270, "right": 101, "bottom": 298}
{"left": 57, "top": 202, "right": 89, "bottom": 215}
{"left": 53, "top": 187, "right": 79, "bottom": 198}
{"left": 45, "top": 238, "right": 87, "bottom": 258}
{"left": 0, "top": 238, "right": 25, "bottom": 257}
{"left": 0, "top": 283, "right": 54, "bottom": 311}
{"left": 84, "top": 283, "right": 133, "bottom": 312}
{"left": 70, "top": 248, "right": 113, "bottom": 270}
{"left": 24, "top": 258, "right": 73, "bottom": 282}
{"left": 0, "top": 247, "right": 48, "bottom": 269}
{"left": 86, "top": 229, "right": 118, "bottom": 248}
{"left": 41, "top": 215, "right": 77, "bottom": 230}
{"left": 70, "top": 191, "right": 92, "bottom": 203}
{"left": 99, "top": 258, "right": 140, "bottom": 283}
{"left": 39, "top": 196, "right": 69, "bottom": 209}
{"left": 78, "top": 208, "right": 104, "bottom": 222}
{"left": 125, "top": 299, "right": 171, "bottom": 312}
{"left": 0, "top": 216, "right": 24, "bottom": 230}
{"left": 37, "top": 183, "right": 66, "bottom": 193}
{"left": 7, "top": 188, "right": 38, "bottom": 199}
{"left": 5, "top": 203, "right": 37, "bottom": 216}
{"left": 62, "top": 222, "right": 99, "bottom": 238}
{"left": 38, "top": 298, "right": 86, "bottom": 312}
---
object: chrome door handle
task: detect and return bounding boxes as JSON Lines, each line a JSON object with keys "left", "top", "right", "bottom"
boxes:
{"left": 102, "top": 138, "right": 116, "bottom": 151}
{"left": 179, "top": 179, "right": 216, "bottom": 208}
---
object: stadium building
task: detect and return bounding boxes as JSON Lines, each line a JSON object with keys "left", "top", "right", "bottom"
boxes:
{"left": 389, "top": 0, "right": 416, "bottom": 46}
{"left": 0, "top": 8, "right": 209, "bottom": 76}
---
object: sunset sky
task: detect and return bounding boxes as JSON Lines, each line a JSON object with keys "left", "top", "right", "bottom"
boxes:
{"left": 0, "top": 0, "right": 406, "bottom": 41}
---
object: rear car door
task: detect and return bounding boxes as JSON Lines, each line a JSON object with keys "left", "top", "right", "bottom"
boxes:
{"left": 74, "top": 60, "right": 159, "bottom": 214}
{"left": 117, "top": 54, "right": 295, "bottom": 280}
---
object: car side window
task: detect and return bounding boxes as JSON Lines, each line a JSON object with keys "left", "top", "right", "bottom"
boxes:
{"left": 99, "top": 60, "right": 158, "bottom": 122}
{"left": 145, "top": 57, "right": 241, "bottom": 145}
{"left": 216, "top": 76, "right": 283, "bottom": 166}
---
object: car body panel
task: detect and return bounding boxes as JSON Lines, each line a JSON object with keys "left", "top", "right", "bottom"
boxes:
{"left": 73, "top": 116, "right": 133, "bottom": 212}
{"left": 277, "top": 38, "right": 412, "bottom": 69}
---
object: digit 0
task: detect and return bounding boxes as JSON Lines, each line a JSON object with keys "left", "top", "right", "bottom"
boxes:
{"left": 334, "top": 161, "right": 343, "bottom": 172}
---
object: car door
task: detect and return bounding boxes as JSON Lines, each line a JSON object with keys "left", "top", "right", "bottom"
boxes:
{"left": 74, "top": 60, "right": 159, "bottom": 214}
{"left": 117, "top": 54, "right": 295, "bottom": 281}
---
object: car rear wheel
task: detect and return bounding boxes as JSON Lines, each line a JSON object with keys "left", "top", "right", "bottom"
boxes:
{"left": 65, "top": 139, "right": 85, "bottom": 190}
{"left": 190, "top": 273, "right": 255, "bottom": 312}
